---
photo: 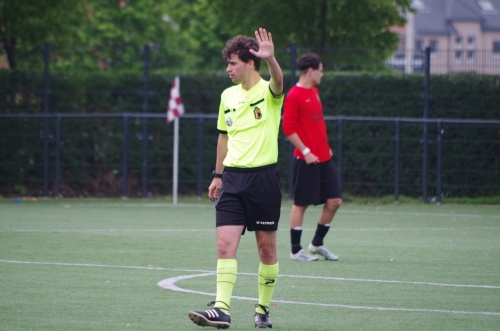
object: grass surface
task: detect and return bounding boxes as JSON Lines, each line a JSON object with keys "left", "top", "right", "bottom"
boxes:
{"left": 1, "top": 198, "right": 499, "bottom": 330}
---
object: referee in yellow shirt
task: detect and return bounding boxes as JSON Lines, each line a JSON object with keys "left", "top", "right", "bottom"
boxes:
{"left": 188, "top": 27, "right": 284, "bottom": 329}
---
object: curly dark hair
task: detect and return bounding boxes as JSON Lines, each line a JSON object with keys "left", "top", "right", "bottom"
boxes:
{"left": 222, "top": 35, "right": 261, "bottom": 72}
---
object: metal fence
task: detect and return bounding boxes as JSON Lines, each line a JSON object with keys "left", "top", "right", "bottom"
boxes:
{"left": 1, "top": 113, "right": 498, "bottom": 201}
{"left": 1, "top": 45, "right": 499, "bottom": 201}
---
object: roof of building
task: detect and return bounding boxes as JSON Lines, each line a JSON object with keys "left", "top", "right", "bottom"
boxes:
{"left": 414, "top": 0, "right": 500, "bottom": 35}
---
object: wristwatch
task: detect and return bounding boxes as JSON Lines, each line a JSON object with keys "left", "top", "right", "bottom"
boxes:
{"left": 212, "top": 171, "right": 223, "bottom": 179}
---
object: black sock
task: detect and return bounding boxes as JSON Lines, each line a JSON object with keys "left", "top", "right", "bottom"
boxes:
{"left": 290, "top": 228, "right": 303, "bottom": 254}
{"left": 311, "top": 224, "right": 330, "bottom": 247}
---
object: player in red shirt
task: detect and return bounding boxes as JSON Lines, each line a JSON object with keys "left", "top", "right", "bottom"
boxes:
{"left": 282, "top": 53, "right": 342, "bottom": 262}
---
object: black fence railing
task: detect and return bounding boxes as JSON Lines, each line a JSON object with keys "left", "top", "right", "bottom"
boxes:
{"left": 1, "top": 113, "right": 498, "bottom": 201}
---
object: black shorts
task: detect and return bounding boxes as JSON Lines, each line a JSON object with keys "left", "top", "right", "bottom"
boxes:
{"left": 292, "top": 157, "right": 341, "bottom": 206}
{"left": 215, "top": 164, "right": 281, "bottom": 232}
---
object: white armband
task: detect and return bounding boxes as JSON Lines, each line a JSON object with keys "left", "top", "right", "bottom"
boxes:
{"left": 302, "top": 147, "right": 311, "bottom": 156}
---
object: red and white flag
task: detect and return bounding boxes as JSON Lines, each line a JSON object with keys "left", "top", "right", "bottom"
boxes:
{"left": 166, "top": 76, "right": 184, "bottom": 123}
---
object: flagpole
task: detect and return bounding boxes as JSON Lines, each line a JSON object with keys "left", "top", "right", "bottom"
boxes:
{"left": 173, "top": 116, "right": 179, "bottom": 205}
{"left": 167, "top": 75, "right": 183, "bottom": 206}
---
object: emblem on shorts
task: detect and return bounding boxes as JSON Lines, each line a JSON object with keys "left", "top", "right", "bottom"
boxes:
{"left": 254, "top": 107, "right": 262, "bottom": 119}
{"left": 226, "top": 117, "right": 233, "bottom": 126}
{"left": 256, "top": 221, "right": 275, "bottom": 225}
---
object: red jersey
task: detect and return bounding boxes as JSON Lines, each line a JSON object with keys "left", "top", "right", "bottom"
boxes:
{"left": 282, "top": 84, "right": 331, "bottom": 162}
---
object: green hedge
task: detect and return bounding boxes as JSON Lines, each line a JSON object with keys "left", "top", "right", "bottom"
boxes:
{"left": 3, "top": 71, "right": 499, "bottom": 118}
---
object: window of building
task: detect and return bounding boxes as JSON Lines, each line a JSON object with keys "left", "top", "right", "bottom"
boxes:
{"left": 415, "top": 39, "right": 423, "bottom": 52}
{"left": 493, "top": 41, "right": 500, "bottom": 53}
{"left": 467, "top": 50, "right": 475, "bottom": 62}
{"left": 413, "top": 0, "right": 428, "bottom": 12}
{"left": 455, "top": 36, "right": 462, "bottom": 46}
{"left": 493, "top": 41, "right": 500, "bottom": 58}
{"left": 455, "top": 50, "right": 463, "bottom": 62}
{"left": 477, "top": 0, "right": 497, "bottom": 13}
{"left": 467, "top": 36, "right": 476, "bottom": 47}
{"left": 429, "top": 40, "right": 438, "bottom": 53}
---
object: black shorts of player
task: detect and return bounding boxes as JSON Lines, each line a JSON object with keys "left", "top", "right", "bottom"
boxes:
{"left": 292, "top": 157, "right": 341, "bottom": 206}
{"left": 215, "top": 163, "right": 281, "bottom": 233}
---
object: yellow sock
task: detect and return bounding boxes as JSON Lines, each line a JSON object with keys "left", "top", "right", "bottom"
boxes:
{"left": 256, "top": 262, "right": 279, "bottom": 314}
{"left": 214, "top": 258, "right": 237, "bottom": 313}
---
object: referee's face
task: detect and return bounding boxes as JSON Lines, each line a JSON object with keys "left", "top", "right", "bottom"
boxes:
{"left": 226, "top": 54, "right": 249, "bottom": 84}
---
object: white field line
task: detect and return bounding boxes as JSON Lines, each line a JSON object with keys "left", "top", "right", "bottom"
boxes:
{"left": 158, "top": 273, "right": 500, "bottom": 317}
{"left": 2, "top": 259, "right": 499, "bottom": 316}
{"left": 3, "top": 201, "right": 499, "bottom": 219}
{"left": 1, "top": 259, "right": 499, "bottom": 290}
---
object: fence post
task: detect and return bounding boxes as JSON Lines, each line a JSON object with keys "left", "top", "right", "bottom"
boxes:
{"left": 286, "top": 43, "right": 298, "bottom": 199}
{"left": 288, "top": 43, "right": 297, "bottom": 89}
{"left": 422, "top": 47, "right": 431, "bottom": 202}
{"left": 141, "top": 45, "right": 151, "bottom": 197}
{"left": 337, "top": 117, "right": 343, "bottom": 194}
{"left": 42, "top": 44, "right": 51, "bottom": 197}
{"left": 197, "top": 117, "right": 205, "bottom": 197}
{"left": 394, "top": 119, "right": 401, "bottom": 203}
{"left": 436, "top": 120, "right": 443, "bottom": 204}
{"left": 54, "top": 115, "right": 62, "bottom": 197}
{"left": 121, "top": 114, "right": 129, "bottom": 198}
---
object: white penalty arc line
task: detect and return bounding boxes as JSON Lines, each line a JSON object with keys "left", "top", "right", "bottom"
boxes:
{"left": 1, "top": 259, "right": 499, "bottom": 316}
{"left": 157, "top": 273, "right": 500, "bottom": 317}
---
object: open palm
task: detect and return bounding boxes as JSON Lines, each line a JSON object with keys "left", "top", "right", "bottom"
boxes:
{"left": 250, "top": 27, "right": 275, "bottom": 59}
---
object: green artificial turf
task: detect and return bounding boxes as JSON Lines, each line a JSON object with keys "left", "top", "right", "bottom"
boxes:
{"left": 1, "top": 198, "right": 499, "bottom": 330}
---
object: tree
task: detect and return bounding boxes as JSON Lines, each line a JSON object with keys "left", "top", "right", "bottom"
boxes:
{"left": 164, "top": 0, "right": 229, "bottom": 71}
{"left": 204, "top": 0, "right": 413, "bottom": 69}
{"left": 0, "top": 0, "right": 85, "bottom": 69}
{"left": 75, "top": 0, "right": 184, "bottom": 73}
{"left": 1, "top": 0, "right": 413, "bottom": 72}
{"left": 0, "top": 0, "right": 207, "bottom": 72}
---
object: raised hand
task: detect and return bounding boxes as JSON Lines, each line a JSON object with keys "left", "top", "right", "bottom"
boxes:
{"left": 250, "top": 27, "right": 275, "bottom": 60}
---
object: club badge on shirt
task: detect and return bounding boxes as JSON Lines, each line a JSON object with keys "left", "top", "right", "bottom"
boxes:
{"left": 254, "top": 107, "right": 262, "bottom": 119}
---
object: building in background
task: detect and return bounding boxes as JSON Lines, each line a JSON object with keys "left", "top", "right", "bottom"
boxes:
{"left": 391, "top": 0, "right": 500, "bottom": 74}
